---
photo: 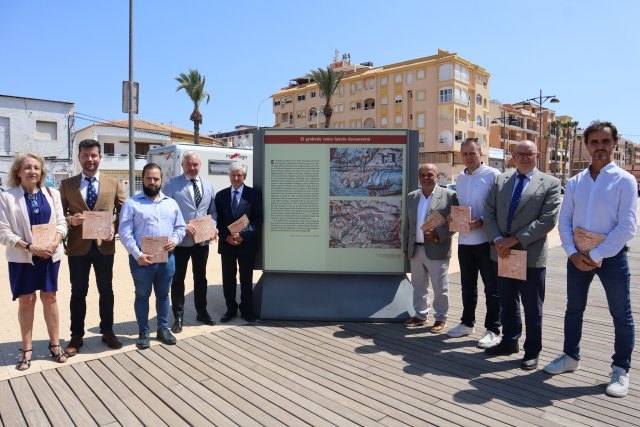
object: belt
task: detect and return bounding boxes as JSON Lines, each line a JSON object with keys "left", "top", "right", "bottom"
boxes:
{"left": 415, "top": 242, "right": 424, "bottom": 246}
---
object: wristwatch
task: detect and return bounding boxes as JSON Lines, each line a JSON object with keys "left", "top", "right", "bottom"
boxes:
{"left": 24, "top": 243, "right": 31, "bottom": 252}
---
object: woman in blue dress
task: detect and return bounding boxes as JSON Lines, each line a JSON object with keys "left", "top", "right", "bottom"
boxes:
{"left": 0, "top": 153, "right": 68, "bottom": 370}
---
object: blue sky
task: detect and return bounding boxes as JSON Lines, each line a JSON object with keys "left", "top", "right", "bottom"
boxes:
{"left": 2, "top": 1, "right": 639, "bottom": 139}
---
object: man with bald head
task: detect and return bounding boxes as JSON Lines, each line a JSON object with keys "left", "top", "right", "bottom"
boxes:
{"left": 403, "top": 163, "right": 457, "bottom": 333}
{"left": 484, "top": 140, "right": 561, "bottom": 370}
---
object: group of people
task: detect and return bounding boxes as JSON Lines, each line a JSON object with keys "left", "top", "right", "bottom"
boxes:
{"left": 0, "top": 139, "right": 261, "bottom": 370}
{"left": 403, "top": 121, "right": 636, "bottom": 398}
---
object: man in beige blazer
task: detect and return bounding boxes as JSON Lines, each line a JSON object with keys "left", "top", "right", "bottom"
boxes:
{"left": 484, "top": 140, "right": 561, "bottom": 370}
{"left": 60, "top": 139, "right": 126, "bottom": 356}
{"left": 402, "top": 163, "right": 457, "bottom": 333}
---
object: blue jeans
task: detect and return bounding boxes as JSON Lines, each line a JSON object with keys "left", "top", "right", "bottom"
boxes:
{"left": 564, "top": 249, "right": 634, "bottom": 371}
{"left": 129, "top": 254, "right": 175, "bottom": 334}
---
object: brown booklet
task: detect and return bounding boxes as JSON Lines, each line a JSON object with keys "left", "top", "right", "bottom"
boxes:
{"left": 449, "top": 206, "right": 471, "bottom": 233}
{"left": 498, "top": 249, "right": 527, "bottom": 281}
{"left": 228, "top": 214, "right": 249, "bottom": 234}
{"left": 420, "top": 211, "right": 447, "bottom": 231}
{"left": 82, "top": 211, "right": 112, "bottom": 240}
{"left": 190, "top": 216, "right": 216, "bottom": 244}
{"left": 141, "top": 236, "right": 169, "bottom": 263}
{"left": 574, "top": 227, "right": 606, "bottom": 266}
{"left": 32, "top": 223, "right": 56, "bottom": 247}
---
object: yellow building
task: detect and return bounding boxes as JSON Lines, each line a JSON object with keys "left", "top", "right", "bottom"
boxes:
{"left": 271, "top": 49, "right": 491, "bottom": 183}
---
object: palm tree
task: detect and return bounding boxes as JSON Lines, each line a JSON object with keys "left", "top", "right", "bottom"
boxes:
{"left": 307, "top": 66, "right": 344, "bottom": 128}
{"left": 567, "top": 120, "right": 579, "bottom": 176}
{"left": 175, "top": 69, "right": 211, "bottom": 144}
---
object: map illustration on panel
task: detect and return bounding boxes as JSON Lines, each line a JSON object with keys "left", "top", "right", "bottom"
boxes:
{"left": 329, "top": 148, "right": 403, "bottom": 197}
{"left": 329, "top": 200, "right": 402, "bottom": 248}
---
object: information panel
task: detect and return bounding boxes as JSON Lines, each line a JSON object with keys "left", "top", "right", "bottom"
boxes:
{"left": 263, "top": 129, "right": 408, "bottom": 273}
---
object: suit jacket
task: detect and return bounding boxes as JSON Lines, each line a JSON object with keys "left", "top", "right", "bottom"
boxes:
{"left": 163, "top": 174, "right": 217, "bottom": 247}
{"left": 214, "top": 185, "right": 262, "bottom": 256}
{"left": 403, "top": 185, "right": 458, "bottom": 260}
{"left": 0, "top": 186, "right": 67, "bottom": 263}
{"left": 484, "top": 169, "right": 561, "bottom": 268}
{"left": 59, "top": 173, "right": 126, "bottom": 256}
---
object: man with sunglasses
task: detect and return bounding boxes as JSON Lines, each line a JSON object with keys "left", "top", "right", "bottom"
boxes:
{"left": 484, "top": 140, "right": 561, "bottom": 370}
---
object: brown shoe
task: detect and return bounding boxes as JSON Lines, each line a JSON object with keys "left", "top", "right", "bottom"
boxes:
{"left": 404, "top": 316, "right": 427, "bottom": 327}
{"left": 64, "top": 336, "right": 83, "bottom": 357}
{"left": 102, "top": 331, "right": 123, "bottom": 349}
{"left": 430, "top": 321, "right": 447, "bottom": 333}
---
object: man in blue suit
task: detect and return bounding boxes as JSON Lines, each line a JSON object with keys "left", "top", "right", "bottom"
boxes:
{"left": 215, "top": 162, "right": 262, "bottom": 323}
{"left": 163, "top": 151, "right": 218, "bottom": 332}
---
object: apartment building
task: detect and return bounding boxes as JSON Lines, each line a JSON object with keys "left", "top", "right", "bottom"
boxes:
{"left": 271, "top": 49, "right": 491, "bottom": 183}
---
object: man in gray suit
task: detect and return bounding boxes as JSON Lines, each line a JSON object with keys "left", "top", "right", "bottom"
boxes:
{"left": 163, "top": 151, "right": 218, "bottom": 332}
{"left": 484, "top": 140, "right": 561, "bottom": 370}
{"left": 403, "top": 163, "right": 457, "bottom": 333}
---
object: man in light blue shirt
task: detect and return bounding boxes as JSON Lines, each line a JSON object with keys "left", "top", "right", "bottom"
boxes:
{"left": 544, "top": 121, "right": 637, "bottom": 398}
{"left": 119, "top": 163, "right": 186, "bottom": 349}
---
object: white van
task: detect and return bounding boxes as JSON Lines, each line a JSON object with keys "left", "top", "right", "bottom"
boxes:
{"left": 147, "top": 143, "right": 253, "bottom": 191}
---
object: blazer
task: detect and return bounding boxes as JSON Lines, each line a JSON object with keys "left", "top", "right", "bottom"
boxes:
{"left": 60, "top": 173, "right": 126, "bottom": 256}
{"left": 214, "top": 185, "right": 262, "bottom": 256}
{"left": 403, "top": 185, "right": 458, "bottom": 260}
{"left": 0, "top": 186, "right": 67, "bottom": 263}
{"left": 484, "top": 169, "right": 561, "bottom": 268}
{"left": 163, "top": 174, "right": 217, "bottom": 247}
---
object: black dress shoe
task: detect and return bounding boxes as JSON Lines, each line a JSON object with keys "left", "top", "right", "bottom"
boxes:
{"left": 242, "top": 312, "right": 257, "bottom": 322}
{"left": 220, "top": 311, "right": 237, "bottom": 323}
{"left": 485, "top": 341, "right": 519, "bottom": 356}
{"left": 196, "top": 314, "right": 216, "bottom": 326}
{"left": 521, "top": 356, "right": 539, "bottom": 371}
{"left": 171, "top": 317, "right": 183, "bottom": 333}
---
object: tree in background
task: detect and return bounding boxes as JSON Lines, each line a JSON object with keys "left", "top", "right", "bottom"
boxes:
{"left": 176, "top": 69, "right": 210, "bottom": 144}
{"left": 307, "top": 66, "right": 344, "bottom": 128}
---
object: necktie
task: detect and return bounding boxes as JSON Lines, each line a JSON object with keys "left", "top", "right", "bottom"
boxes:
{"left": 507, "top": 174, "right": 526, "bottom": 233}
{"left": 191, "top": 178, "right": 202, "bottom": 208}
{"left": 232, "top": 190, "right": 239, "bottom": 216}
{"left": 86, "top": 177, "right": 97, "bottom": 210}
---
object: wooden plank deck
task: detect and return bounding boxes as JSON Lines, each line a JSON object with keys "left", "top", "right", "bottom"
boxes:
{"left": 0, "top": 241, "right": 638, "bottom": 426}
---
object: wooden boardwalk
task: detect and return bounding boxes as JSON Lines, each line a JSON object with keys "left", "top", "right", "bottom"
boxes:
{"left": 0, "top": 242, "right": 638, "bottom": 426}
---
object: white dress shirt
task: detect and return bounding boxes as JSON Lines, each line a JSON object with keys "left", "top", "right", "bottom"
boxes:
{"left": 456, "top": 163, "right": 499, "bottom": 245}
{"left": 559, "top": 162, "right": 637, "bottom": 264}
{"left": 414, "top": 192, "right": 433, "bottom": 244}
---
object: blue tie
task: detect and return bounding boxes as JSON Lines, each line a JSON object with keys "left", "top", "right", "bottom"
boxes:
{"left": 232, "top": 190, "right": 239, "bottom": 216}
{"left": 507, "top": 174, "right": 526, "bottom": 233}
{"left": 86, "top": 177, "right": 97, "bottom": 210}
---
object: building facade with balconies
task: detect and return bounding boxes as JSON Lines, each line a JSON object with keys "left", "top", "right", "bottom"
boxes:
{"left": 271, "top": 49, "right": 491, "bottom": 183}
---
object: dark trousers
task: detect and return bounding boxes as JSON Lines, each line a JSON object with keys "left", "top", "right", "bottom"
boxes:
{"left": 171, "top": 245, "right": 210, "bottom": 319}
{"left": 494, "top": 262, "right": 546, "bottom": 358}
{"left": 564, "top": 249, "right": 634, "bottom": 371}
{"left": 221, "top": 252, "right": 254, "bottom": 315}
{"left": 68, "top": 242, "right": 115, "bottom": 337}
{"left": 458, "top": 243, "right": 501, "bottom": 334}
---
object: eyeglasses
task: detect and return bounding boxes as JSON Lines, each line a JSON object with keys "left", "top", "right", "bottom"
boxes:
{"left": 26, "top": 193, "right": 39, "bottom": 214}
{"left": 514, "top": 152, "right": 536, "bottom": 159}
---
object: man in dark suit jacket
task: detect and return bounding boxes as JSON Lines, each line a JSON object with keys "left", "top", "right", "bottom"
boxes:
{"left": 163, "top": 151, "right": 218, "bottom": 332}
{"left": 214, "top": 162, "right": 262, "bottom": 323}
{"left": 60, "top": 139, "right": 126, "bottom": 356}
{"left": 484, "top": 140, "right": 561, "bottom": 370}
{"left": 402, "top": 163, "right": 457, "bottom": 333}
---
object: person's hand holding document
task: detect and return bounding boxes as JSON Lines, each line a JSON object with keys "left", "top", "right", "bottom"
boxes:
{"left": 189, "top": 216, "right": 217, "bottom": 244}
{"left": 498, "top": 249, "right": 527, "bottom": 280}
{"left": 140, "top": 236, "right": 169, "bottom": 264}
{"left": 420, "top": 211, "right": 446, "bottom": 232}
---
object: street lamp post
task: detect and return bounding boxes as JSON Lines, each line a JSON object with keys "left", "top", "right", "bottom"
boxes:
{"left": 256, "top": 95, "right": 272, "bottom": 129}
{"left": 491, "top": 110, "right": 508, "bottom": 172}
{"left": 522, "top": 89, "right": 560, "bottom": 169}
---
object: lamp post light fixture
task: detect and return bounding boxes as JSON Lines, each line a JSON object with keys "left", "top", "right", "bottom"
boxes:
{"left": 521, "top": 89, "right": 560, "bottom": 169}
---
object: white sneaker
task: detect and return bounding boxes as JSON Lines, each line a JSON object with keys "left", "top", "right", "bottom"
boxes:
{"left": 477, "top": 330, "right": 501, "bottom": 349}
{"left": 447, "top": 323, "right": 474, "bottom": 338}
{"left": 606, "top": 366, "right": 629, "bottom": 398}
{"left": 543, "top": 353, "right": 580, "bottom": 375}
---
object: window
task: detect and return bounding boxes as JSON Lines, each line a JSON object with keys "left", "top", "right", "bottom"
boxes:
{"left": 350, "top": 120, "right": 356, "bottom": 128}
{"left": 380, "top": 76, "right": 388, "bottom": 86}
{"left": 394, "top": 74, "right": 402, "bottom": 84}
{"left": 297, "top": 110, "right": 305, "bottom": 118}
{"left": 417, "top": 69, "right": 426, "bottom": 80}
{"left": 476, "top": 94, "right": 482, "bottom": 105}
{"left": 273, "top": 100, "right": 281, "bottom": 106}
{"left": 395, "top": 95, "right": 402, "bottom": 104}
{"left": 439, "top": 64, "right": 453, "bottom": 81}
{"left": 380, "top": 96, "right": 388, "bottom": 106}
{"left": 416, "top": 90, "right": 426, "bottom": 101}
{"left": 381, "top": 117, "right": 388, "bottom": 126}
{"left": 364, "top": 99, "right": 375, "bottom": 110}
{"left": 356, "top": 120, "right": 361, "bottom": 128}
{"left": 417, "top": 113, "right": 425, "bottom": 129}
{"left": 395, "top": 115, "right": 402, "bottom": 125}
{"left": 35, "top": 120, "right": 57, "bottom": 140}
{"left": 406, "top": 71, "right": 413, "bottom": 85}
{"left": 356, "top": 81, "right": 363, "bottom": 90}
{"left": 439, "top": 88, "right": 453, "bottom": 103}
{"left": 476, "top": 115, "right": 483, "bottom": 126}
{"left": 350, "top": 102, "right": 357, "bottom": 110}
{"left": 297, "top": 94, "right": 305, "bottom": 101}
{"left": 455, "top": 87, "right": 468, "bottom": 104}
{"left": 339, "top": 85, "right": 344, "bottom": 96}
{"left": 284, "top": 97, "right": 292, "bottom": 104}
{"left": 366, "top": 78, "right": 375, "bottom": 89}
{"left": 135, "top": 143, "right": 156, "bottom": 156}
{"left": 419, "top": 133, "right": 425, "bottom": 148}
{"left": 310, "top": 91, "right": 316, "bottom": 98}
{"left": 103, "top": 143, "right": 115, "bottom": 155}
{"left": 454, "top": 64, "right": 469, "bottom": 83}
{"left": 350, "top": 83, "right": 356, "bottom": 94}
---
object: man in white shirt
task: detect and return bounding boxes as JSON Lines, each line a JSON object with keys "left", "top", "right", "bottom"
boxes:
{"left": 544, "top": 121, "right": 637, "bottom": 398}
{"left": 447, "top": 138, "right": 501, "bottom": 348}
